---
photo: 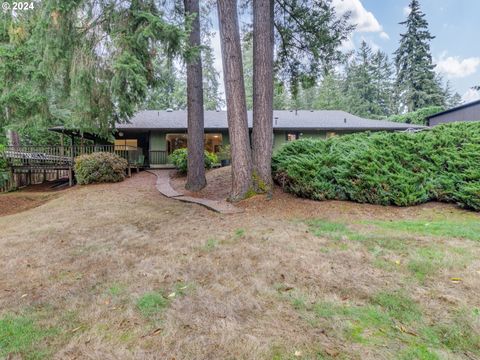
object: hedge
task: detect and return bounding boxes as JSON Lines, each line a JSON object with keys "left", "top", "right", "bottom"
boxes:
{"left": 74, "top": 152, "right": 128, "bottom": 185}
{"left": 169, "top": 148, "right": 218, "bottom": 173}
{"left": 272, "top": 122, "right": 480, "bottom": 210}
{"left": 0, "top": 144, "right": 9, "bottom": 188}
{"left": 389, "top": 106, "right": 444, "bottom": 125}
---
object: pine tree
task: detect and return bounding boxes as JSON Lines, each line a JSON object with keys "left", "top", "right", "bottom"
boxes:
{"left": 252, "top": 0, "right": 275, "bottom": 193}
{"left": 314, "top": 72, "right": 346, "bottom": 110}
{"left": 394, "top": 0, "right": 444, "bottom": 112}
{"left": 184, "top": 0, "right": 207, "bottom": 191}
{"left": 443, "top": 81, "right": 462, "bottom": 108}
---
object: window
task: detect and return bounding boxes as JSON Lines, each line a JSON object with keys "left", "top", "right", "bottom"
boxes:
{"left": 204, "top": 134, "right": 223, "bottom": 153}
{"left": 166, "top": 134, "right": 188, "bottom": 154}
{"left": 286, "top": 132, "right": 299, "bottom": 141}
{"left": 114, "top": 139, "right": 138, "bottom": 150}
{"left": 326, "top": 132, "right": 337, "bottom": 139}
{"left": 165, "top": 133, "right": 223, "bottom": 154}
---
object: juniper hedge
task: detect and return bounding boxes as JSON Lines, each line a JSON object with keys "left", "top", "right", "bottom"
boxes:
{"left": 272, "top": 122, "right": 480, "bottom": 210}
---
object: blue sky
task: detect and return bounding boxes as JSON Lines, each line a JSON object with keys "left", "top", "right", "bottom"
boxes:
{"left": 353, "top": 0, "right": 480, "bottom": 102}
{"left": 211, "top": 0, "right": 480, "bottom": 104}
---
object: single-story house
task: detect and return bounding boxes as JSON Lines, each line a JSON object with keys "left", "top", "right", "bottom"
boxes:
{"left": 427, "top": 99, "right": 480, "bottom": 126}
{"left": 112, "top": 110, "right": 424, "bottom": 167}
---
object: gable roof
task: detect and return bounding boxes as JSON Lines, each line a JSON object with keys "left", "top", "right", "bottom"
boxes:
{"left": 116, "top": 110, "right": 425, "bottom": 131}
{"left": 427, "top": 99, "right": 480, "bottom": 120}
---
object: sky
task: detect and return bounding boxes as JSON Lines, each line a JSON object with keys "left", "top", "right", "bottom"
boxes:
{"left": 210, "top": 0, "right": 480, "bottom": 104}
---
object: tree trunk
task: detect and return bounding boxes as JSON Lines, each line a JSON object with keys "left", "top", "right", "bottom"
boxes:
{"left": 252, "top": 0, "right": 274, "bottom": 194}
{"left": 185, "top": 0, "right": 206, "bottom": 191}
{"left": 217, "top": 0, "right": 253, "bottom": 201}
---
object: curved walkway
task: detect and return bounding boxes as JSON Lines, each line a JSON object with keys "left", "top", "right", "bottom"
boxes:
{"left": 148, "top": 170, "right": 243, "bottom": 214}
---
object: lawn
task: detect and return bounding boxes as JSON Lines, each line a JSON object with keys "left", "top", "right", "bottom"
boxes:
{"left": 0, "top": 171, "right": 479, "bottom": 359}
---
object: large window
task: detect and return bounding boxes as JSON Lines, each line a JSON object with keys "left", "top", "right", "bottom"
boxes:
{"left": 204, "top": 134, "right": 223, "bottom": 153}
{"left": 114, "top": 139, "right": 138, "bottom": 150}
{"left": 165, "top": 133, "right": 223, "bottom": 154}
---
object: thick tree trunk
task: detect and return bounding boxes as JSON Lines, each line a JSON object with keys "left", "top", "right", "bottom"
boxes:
{"left": 185, "top": 0, "right": 207, "bottom": 191}
{"left": 252, "top": 0, "right": 274, "bottom": 194}
{"left": 217, "top": 0, "right": 253, "bottom": 201}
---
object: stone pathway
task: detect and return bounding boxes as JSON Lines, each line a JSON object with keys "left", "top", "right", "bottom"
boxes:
{"left": 148, "top": 170, "right": 243, "bottom": 214}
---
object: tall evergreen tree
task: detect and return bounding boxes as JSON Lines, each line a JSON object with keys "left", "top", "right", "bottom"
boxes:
{"left": 314, "top": 72, "right": 346, "bottom": 110}
{"left": 217, "top": 0, "right": 253, "bottom": 201}
{"left": 1, "top": 0, "right": 187, "bottom": 139}
{"left": 252, "top": 0, "right": 275, "bottom": 193}
{"left": 184, "top": 0, "right": 207, "bottom": 191}
{"left": 394, "top": 0, "right": 444, "bottom": 112}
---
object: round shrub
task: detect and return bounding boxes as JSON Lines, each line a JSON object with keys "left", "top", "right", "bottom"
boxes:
{"left": 74, "top": 152, "right": 128, "bottom": 185}
{"left": 272, "top": 122, "right": 480, "bottom": 211}
{"left": 169, "top": 148, "right": 218, "bottom": 173}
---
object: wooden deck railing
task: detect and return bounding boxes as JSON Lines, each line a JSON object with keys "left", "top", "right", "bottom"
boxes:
{"left": 1, "top": 145, "right": 144, "bottom": 168}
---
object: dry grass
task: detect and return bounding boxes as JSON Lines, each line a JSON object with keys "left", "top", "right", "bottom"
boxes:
{"left": 1, "top": 171, "right": 480, "bottom": 359}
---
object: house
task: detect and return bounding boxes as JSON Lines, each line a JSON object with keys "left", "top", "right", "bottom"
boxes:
{"left": 427, "top": 99, "right": 480, "bottom": 126}
{"left": 113, "top": 110, "right": 424, "bottom": 167}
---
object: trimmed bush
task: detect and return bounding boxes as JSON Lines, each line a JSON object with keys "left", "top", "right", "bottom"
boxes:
{"left": 272, "top": 122, "right": 480, "bottom": 211}
{"left": 0, "top": 145, "right": 9, "bottom": 187}
{"left": 74, "top": 152, "right": 128, "bottom": 185}
{"left": 169, "top": 148, "right": 218, "bottom": 173}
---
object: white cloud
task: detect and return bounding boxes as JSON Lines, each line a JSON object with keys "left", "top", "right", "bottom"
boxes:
{"left": 332, "top": 0, "right": 384, "bottom": 33}
{"left": 462, "top": 88, "right": 480, "bottom": 103}
{"left": 435, "top": 53, "right": 480, "bottom": 79}
{"left": 403, "top": 6, "right": 411, "bottom": 16}
{"left": 379, "top": 31, "right": 390, "bottom": 40}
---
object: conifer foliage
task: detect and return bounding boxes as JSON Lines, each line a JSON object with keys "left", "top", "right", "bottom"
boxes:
{"left": 272, "top": 122, "right": 480, "bottom": 211}
{"left": 394, "top": 0, "right": 444, "bottom": 112}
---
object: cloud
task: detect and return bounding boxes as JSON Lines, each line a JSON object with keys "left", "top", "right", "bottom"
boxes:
{"left": 332, "top": 0, "right": 384, "bottom": 33}
{"left": 435, "top": 53, "right": 480, "bottom": 79}
{"left": 403, "top": 6, "right": 411, "bottom": 16}
{"left": 379, "top": 32, "right": 390, "bottom": 40}
{"left": 462, "top": 88, "right": 480, "bottom": 103}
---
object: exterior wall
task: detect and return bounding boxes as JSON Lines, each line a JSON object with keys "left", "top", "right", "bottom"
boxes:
{"left": 429, "top": 103, "right": 480, "bottom": 126}
{"left": 149, "top": 131, "right": 169, "bottom": 151}
{"left": 273, "top": 131, "right": 286, "bottom": 152}
{"left": 299, "top": 131, "right": 327, "bottom": 140}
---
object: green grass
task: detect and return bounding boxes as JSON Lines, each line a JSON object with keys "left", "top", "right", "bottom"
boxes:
{"left": 203, "top": 238, "right": 218, "bottom": 251}
{"left": 370, "top": 219, "right": 480, "bottom": 242}
{"left": 407, "top": 247, "right": 445, "bottom": 282}
{"left": 234, "top": 228, "right": 246, "bottom": 238}
{"left": 306, "top": 218, "right": 473, "bottom": 283}
{"left": 397, "top": 344, "right": 440, "bottom": 360}
{"left": 288, "top": 291, "right": 480, "bottom": 357}
{"left": 371, "top": 291, "right": 422, "bottom": 324}
{"left": 0, "top": 314, "right": 58, "bottom": 359}
{"left": 107, "top": 283, "right": 126, "bottom": 296}
{"left": 306, "top": 219, "right": 351, "bottom": 240}
{"left": 136, "top": 292, "right": 170, "bottom": 317}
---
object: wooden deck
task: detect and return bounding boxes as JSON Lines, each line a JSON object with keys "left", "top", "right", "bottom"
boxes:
{"left": 1, "top": 145, "right": 148, "bottom": 192}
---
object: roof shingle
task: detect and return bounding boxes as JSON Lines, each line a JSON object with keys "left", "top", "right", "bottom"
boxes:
{"left": 116, "top": 110, "right": 425, "bottom": 131}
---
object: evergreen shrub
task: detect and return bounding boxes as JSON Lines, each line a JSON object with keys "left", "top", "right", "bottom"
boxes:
{"left": 272, "top": 122, "right": 480, "bottom": 210}
{"left": 0, "top": 144, "right": 9, "bottom": 187}
{"left": 169, "top": 148, "right": 218, "bottom": 173}
{"left": 74, "top": 152, "right": 128, "bottom": 185}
